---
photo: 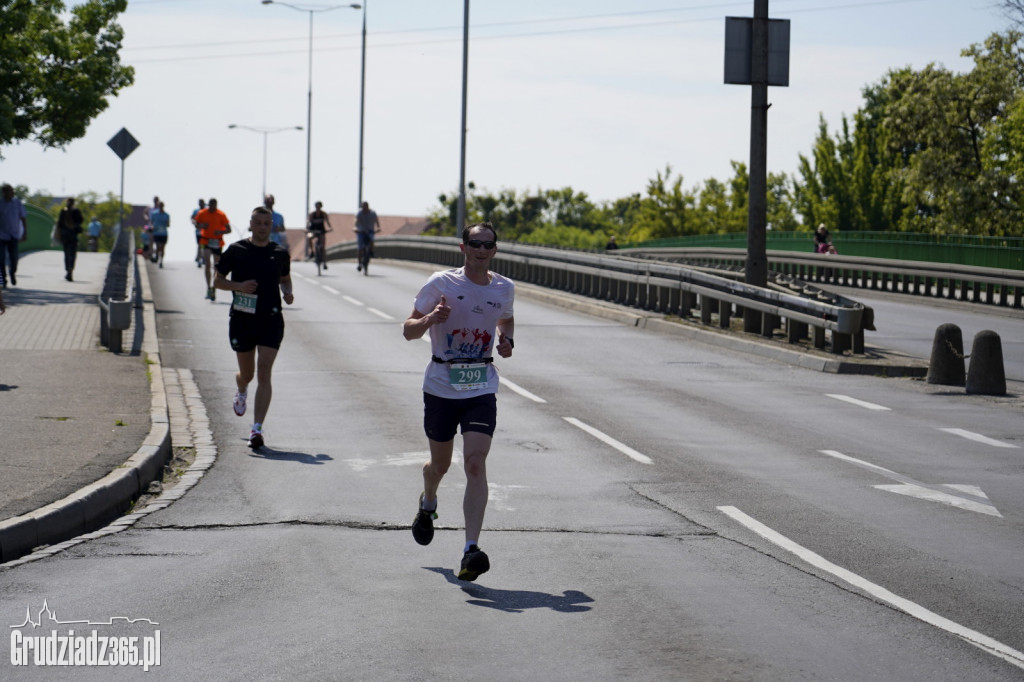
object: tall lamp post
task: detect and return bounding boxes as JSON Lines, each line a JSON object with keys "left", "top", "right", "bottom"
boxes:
{"left": 456, "top": 0, "right": 470, "bottom": 233}
{"left": 357, "top": 0, "right": 367, "bottom": 207}
{"left": 227, "top": 124, "right": 303, "bottom": 199}
{"left": 262, "top": 0, "right": 361, "bottom": 223}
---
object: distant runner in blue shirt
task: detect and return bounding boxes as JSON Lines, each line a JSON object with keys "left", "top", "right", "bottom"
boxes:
{"left": 151, "top": 202, "right": 170, "bottom": 268}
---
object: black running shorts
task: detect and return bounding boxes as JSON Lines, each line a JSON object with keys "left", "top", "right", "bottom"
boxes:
{"left": 229, "top": 313, "right": 285, "bottom": 353}
{"left": 423, "top": 392, "right": 497, "bottom": 442}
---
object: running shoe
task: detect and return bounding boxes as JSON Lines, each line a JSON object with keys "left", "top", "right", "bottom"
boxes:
{"left": 233, "top": 391, "right": 247, "bottom": 417}
{"left": 248, "top": 428, "right": 264, "bottom": 450}
{"left": 458, "top": 545, "right": 490, "bottom": 582}
{"left": 209, "top": 288, "right": 216, "bottom": 301}
{"left": 411, "top": 493, "right": 437, "bottom": 546}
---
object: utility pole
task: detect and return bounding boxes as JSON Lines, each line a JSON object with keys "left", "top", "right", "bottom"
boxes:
{"left": 744, "top": 0, "right": 769, "bottom": 333}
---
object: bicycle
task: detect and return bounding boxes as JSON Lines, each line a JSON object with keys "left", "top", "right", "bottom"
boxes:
{"left": 357, "top": 243, "right": 372, "bottom": 276}
{"left": 308, "top": 230, "right": 327, "bottom": 276}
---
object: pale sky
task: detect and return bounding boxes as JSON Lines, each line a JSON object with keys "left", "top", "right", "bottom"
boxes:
{"left": 1, "top": 0, "right": 1011, "bottom": 263}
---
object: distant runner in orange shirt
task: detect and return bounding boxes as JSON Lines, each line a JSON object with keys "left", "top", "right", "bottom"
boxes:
{"left": 194, "top": 197, "right": 232, "bottom": 301}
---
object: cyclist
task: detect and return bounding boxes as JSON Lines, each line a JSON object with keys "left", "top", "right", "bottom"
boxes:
{"left": 354, "top": 200, "right": 381, "bottom": 273}
{"left": 306, "top": 201, "right": 332, "bottom": 269}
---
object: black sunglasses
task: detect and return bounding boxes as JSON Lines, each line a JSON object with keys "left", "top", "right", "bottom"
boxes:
{"left": 466, "top": 239, "right": 497, "bottom": 249}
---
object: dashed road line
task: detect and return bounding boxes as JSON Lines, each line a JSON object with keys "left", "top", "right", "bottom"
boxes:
{"left": 563, "top": 417, "right": 652, "bottom": 464}
{"left": 499, "top": 377, "right": 547, "bottom": 403}
{"left": 826, "top": 394, "right": 891, "bottom": 411}
{"left": 366, "top": 307, "right": 394, "bottom": 321}
{"left": 343, "top": 295, "right": 364, "bottom": 306}
{"left": 718, "top": 505, "right": 1024, "bottom": 671}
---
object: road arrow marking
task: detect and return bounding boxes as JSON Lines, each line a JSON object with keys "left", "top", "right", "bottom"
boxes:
{"left": 819, "top": 450, "right": 1001, "bottom": 517}
{"left": 939, "top": 428, "right": 1019, "bottom": 449}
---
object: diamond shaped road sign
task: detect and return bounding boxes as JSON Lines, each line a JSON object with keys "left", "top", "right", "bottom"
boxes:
{"left": 107, "top": 128, "right": 140, "bottom": 160}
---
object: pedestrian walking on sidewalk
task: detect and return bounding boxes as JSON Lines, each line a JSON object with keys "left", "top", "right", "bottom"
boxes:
{"left": 57, "top": 197, "right": 83, "bottom": 281}
{"left": 214, "top": 206, "right": 294, "bottom": 450}
{"left": 87, "top": 216, "right": 102, "bottom": 252}
{"left": 403, "top": 222, "right": 515, "bottom": 582}
{"left": 0, "top": 183, "right": 27, "bottom": 288}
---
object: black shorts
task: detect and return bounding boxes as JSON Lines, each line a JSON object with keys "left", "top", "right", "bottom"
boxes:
{"left": 229, "top": 313, "right": 285, "bottom": 353}
{"left": 204, "top": 244, "right": 223, "bottom": 256}
{"left": 423, "top": 392, "right": 497, "bottom": 442}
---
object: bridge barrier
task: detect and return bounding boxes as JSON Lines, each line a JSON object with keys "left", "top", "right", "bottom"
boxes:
{"left": 327, "top": 237, "right": 867, "bottom": 355}
{"left": 98, "top": 227, "right": 136, "bottom": 353}
{"left": 631, "top": 247, "right": 1024, "bottom": 309}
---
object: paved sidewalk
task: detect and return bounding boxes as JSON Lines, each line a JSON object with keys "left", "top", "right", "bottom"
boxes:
{"left": 0, "top": 250, "right": 166, "bottom": 562}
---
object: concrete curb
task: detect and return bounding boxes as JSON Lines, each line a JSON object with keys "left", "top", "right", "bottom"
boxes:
{"left": 0, "top": 258, "right": 171, "bottom": 563}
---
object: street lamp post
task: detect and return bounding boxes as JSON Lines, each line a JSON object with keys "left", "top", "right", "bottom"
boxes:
{"left": 262, "top": 0, "right": 361, "bottom": 223}
{"left": 456, "top": 0, "right": 470, "bottom": 233}
{"left": 358, "top": 0, "right": 367, "bottom": 207}
{"left": 227, "top": 124, "right": 303, "bottom": 199}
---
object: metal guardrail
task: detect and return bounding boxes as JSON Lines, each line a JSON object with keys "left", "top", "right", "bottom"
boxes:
{"left": 98, "top": 227, "right": 135, "bottom": 353}
{"left": 327, "top": 236, "right": 868, "bottom": 355}
{"left": 632, "top": 247, "right": 1024, "bottom": 309}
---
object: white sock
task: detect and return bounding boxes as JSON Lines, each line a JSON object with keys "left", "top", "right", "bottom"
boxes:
{"left": 421, "top": 496, "right": 437, "bottom": 512}
{"left": 464, "top": 541, "right": 478, "bottom": 553}
{"left": 252, "top": 422, "right": 262, "bottom": 433}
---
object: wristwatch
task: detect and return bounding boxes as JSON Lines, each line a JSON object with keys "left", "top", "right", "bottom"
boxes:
{"left": 505, "top": 337, "right": 514, "bottom": 349}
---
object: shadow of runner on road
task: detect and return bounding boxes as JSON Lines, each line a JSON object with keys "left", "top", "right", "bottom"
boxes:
{"left": 424, "top": 567, "right": 595, "bottom": 613}
{"left": 247, "top": 447, "right": 334, "bottom": 465}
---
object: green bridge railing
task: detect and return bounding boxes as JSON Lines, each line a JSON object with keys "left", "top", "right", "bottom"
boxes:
{"left": 629, "top": 232, "right": 1024, "bottom": 270}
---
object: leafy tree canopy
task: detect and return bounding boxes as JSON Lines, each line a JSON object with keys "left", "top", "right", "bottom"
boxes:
{"left": 0, "top": 0, "right": 134, "bottom": 151}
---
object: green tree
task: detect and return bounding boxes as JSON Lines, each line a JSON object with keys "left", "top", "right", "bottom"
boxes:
{"left": 881, "top": 32, "right": 1024, "bottom": 235}
{"left": 0, "top": 0, "right": 134, "bottom": 151}
{"left": 628, "top": 166, "right": 695, "bottom": 242}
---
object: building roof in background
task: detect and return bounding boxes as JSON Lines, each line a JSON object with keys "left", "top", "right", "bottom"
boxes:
{"left": 282, "top": 212, "right": 431, "bottom": 261}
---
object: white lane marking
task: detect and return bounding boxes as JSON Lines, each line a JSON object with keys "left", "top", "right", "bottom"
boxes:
{"left": 718, "top": 506, "right": 1024, "bottom": 671}
{"left": 819, "top": 450, "right": 1001, "bottom": 517}
{"left": 563, "top": 417, "right": 652, "bottom": 464}
{"left": 939, "top": 428, "right": 1019, "bottom": 449}
{"left": 323, "top": 285, "right": 340, "bottom": 295}
{"left": 343, "top": 295, "right": 364, "bottom": 306}
{"left": 366, "top": 307, "right": 394, "bottom": 321}
{"left": 825, "top": 394, "right": 891, "bottom": 411}
{"left": 499, "top": 376, "right": 547, "bottom": 403}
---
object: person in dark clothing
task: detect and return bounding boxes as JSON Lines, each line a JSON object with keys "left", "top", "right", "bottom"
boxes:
{"left": 57, "top": 198, "right": 84, "bottom": 281}
{"left": 213, "top": 206, "right": 294, "bottom": 450}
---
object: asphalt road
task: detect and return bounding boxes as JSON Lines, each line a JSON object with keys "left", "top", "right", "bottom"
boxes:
{"left": 2, "top": 257, "right": 1022, "bottom": 680}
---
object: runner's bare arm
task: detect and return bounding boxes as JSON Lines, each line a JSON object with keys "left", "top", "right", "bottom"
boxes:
{"left": 403, "top": 295, "right": 450, "bottom": 341}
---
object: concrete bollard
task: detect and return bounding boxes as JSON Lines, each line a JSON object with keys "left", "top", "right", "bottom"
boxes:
{"left": 966, "top": 330, "right": 1006, "bottom": 395}
{"left": 926, "top": 323, "right": 966, "bottom": 386}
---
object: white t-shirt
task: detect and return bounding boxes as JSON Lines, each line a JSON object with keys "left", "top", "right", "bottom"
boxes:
{"left": 414, "top": 267, "right": 515, "bottom": 399}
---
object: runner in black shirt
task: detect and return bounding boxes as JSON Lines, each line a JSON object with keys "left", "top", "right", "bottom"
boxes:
{"left": 214, "top": 206, "right": 294, "bottom": 449}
